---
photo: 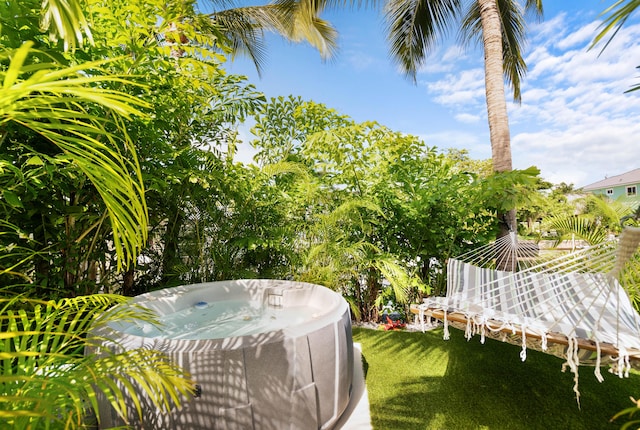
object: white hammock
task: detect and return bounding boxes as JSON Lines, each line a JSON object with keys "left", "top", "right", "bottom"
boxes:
{"left": 414, "top": 227, "right": 640, "bottom": 400}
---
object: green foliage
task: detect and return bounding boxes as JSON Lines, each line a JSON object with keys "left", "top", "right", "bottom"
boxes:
{"left": 610, "top": 398, "right": 640, "bottom": 429}
{"left": 251, "top": 97, "right": 500, "bottom": 319}
{"left": 545, "top": 215, "right": 609, "bottom": 246}
{"left": 0, "top": 41, "right": 150, "bottom": 275}
{"left": 0, "top": 0, "right": 161, "bottom": 289}
{"left": 250, "top": 95, "right": 351, "bottom": 166}
{"left": 0, "top": 294, "right": 193, "bottom": 429}
{"left": 40, "top": 0, "right": 93, "bottom": 51}
{"left": 543, "top": 194, "right": 634, "bottom": 246}
{"left": 619, "top": 251, "right": 640, "bottom": 313}
{"left": 444, "top": 148, "right": 493, "bottom": 177}
{"left": 0, "top": 0, "right": 269, "bottom": 295}
{"left": 517, "top": 181, "right": 577, "bottom": 236}
{"left": 478, "top": 166, "right": 541, "bottom": 213}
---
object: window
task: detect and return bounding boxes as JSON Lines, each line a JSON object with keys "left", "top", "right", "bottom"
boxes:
{"left": 606, "top": 188, "right": 614, "bottom": 196}
{"left": 627, "top": 186, "right": 637, "bottom": 196}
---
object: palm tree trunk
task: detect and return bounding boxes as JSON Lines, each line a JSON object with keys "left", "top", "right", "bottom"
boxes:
{"left": 478, "top": 0, "right": 517, "bottom": 268}
{"left": 478, "top": 0, "right": 512, "bottom": 173}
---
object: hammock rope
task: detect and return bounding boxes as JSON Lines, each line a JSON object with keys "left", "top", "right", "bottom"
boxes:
{"left": 413, "top": 227, "right": 640, "bottom": 401}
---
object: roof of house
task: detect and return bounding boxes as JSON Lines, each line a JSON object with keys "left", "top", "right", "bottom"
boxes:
{"left": 583, "top": 168, "right": 640, "bottom": 191}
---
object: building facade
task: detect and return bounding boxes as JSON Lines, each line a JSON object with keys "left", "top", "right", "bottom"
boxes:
{"left": 582, "top": 168, "right": 640, "bottom": 206}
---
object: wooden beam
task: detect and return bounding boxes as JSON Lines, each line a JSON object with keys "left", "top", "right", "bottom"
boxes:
{"left": 410, "top": 304, "right": 640, "bottom": 360}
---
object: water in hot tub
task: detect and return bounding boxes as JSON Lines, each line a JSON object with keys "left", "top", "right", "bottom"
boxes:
{"left": 124, "top": 300, "right": 325, "bottom": 340}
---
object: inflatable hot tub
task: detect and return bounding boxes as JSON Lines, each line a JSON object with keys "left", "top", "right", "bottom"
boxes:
{"left": 96, "top": 279, "right": 354, "bottom": 429}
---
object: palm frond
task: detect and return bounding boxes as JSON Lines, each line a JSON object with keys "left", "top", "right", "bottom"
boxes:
{"left": 211, "top": 2, "right": 337, "bottom": 74}
{"left": 586, "top": 194, "right": 633, "bottom": 227}
{"left": 591, "top": 0, "right": 640, "bottom": 53}
{"left": 0, "top": 42, "right": 150, "bottom": 270}
{"left": 0, "top": 220, "right": 36, "bottom": 281}
{"left": 342, "top": 294, "right": 362, "bottom": 320}
{"left": 523, "top": 0, "right": 544, "bottom": 18}
{"left": 373, "top": 257, "right": 411, "bottom": 304}
{"left": 0, "top": 294, "right": 192, "bottom": 429}
{"left": 384, "top": 0, "right": 461, "bottom": 80}
{"left": 211, "top": 7, "right": 270, "bottom": 75}
{"left": 274, "top": 0, "right": 338, "bottom": 59}
{"left": 40, "top": 0, "right": 94, "bottom": 51}
{"left": 322, "top": 198, "right": 384, "bottom": 228}
{"left": 544, "top": 215, "right": 609, "bottom": 246}
{"left": 619, "top": 251, "right": 640, "bottom": 312}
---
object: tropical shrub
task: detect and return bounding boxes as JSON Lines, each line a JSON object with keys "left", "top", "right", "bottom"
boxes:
{"left": 249, "top": 97, "right": 511, "bottom": 319}
{"left": 0, "top": 1, "right": 202, "bottom": 427}
{"left": 0, "top": 294, "right": 193, "bottom": 429}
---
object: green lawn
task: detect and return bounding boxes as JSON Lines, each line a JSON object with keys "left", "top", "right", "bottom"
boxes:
{"left": 353, "top": 327, "right": 640, "bottom": 429}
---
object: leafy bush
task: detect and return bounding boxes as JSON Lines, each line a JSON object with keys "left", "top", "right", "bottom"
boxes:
{"left": 0, "top": 294, "right": 194, "bottom": 429}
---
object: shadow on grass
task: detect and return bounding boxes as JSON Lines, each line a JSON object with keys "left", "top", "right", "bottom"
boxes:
{"left": 353, "top": 327, "right": 640, "bottom": 430}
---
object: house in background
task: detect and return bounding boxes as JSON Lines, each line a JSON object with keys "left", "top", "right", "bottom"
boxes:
{"left": 582, "top": 168, "right": 640, "bottom": 207}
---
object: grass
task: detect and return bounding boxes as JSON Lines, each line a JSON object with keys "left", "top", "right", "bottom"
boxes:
{"left": 353, "top": 326, "right": 640, "bottom": 429}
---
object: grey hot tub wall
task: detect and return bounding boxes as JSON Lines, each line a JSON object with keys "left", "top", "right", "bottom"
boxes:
{"left": 95, "top": 280, "right": 354, "bottom": 430}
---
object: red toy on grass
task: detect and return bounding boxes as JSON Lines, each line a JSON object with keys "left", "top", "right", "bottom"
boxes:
{"left": 382, "top": 315, "right": 405, "bottom": 331}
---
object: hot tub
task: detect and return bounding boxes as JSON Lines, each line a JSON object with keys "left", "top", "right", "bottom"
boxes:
{"left": 96, "top": 279, "right": 354, "bottom": 429}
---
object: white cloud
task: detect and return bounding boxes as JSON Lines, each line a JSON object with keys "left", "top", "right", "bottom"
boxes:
{"left": 529, "top": 14, "right": 569, "bottom": 44}
{"left": 455, "top": 113, "right": 481, "bottom": 124}
{"left": 525, "top": 47, "right": 569, "bottom": 81}
{"left": 420, "top": 13, "right": 640, "bottom": 186}
{"left": 556, "top": 20, "right": 601, "bottom": 50}
{"left": 425, "top": 68, "right": 485, "bottom": 106}
{"left": 512, "top": 119, "right": 640, "bottom": 186}
{"left": 519, "top": 87, "right": 547, "bottom": 103}
{"left": 418, "top": 45, "right": 468, "bottom": 74}
{"left": 442, "top": 45, "right": 465, "bottom": 62}
{"left": 527, "top": 20, "right": 640, "bottom": 88}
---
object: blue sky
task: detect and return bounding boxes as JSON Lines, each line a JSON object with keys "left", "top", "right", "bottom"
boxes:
{"left": 224, "top": 1, "right": 640, "bottom": 188}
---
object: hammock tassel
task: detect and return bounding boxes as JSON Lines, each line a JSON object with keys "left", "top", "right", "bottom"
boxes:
{"left": 443, "top": 311, "right": 450, "bottom": 340}
{"left": 594, "top": 341, "right": 604, "bottom": 383}
{"left": 519, "top": 326, "right": 527, "bottom": 362}
{"left": 471, "top": 315, "right": 487, "bottom": 344}
{"left": 418, "top": 306, "right": 426, "bottom": 333}
{"left": 613, "top": 346, "right": 631, "bottom": 378}
{"left": 564, "top": 336, "right": 582, "bottom": 407}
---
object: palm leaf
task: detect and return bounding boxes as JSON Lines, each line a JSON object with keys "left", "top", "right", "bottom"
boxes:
{"left": 275, "top": 0, "right": 338, "bottom": 58}
{"left": 40, "top": 0, "right": 94, "bottom": 51}
{"left": 0, "top": 42, "right": 150, "bottom": 270}
{"left": 210, "top": 1, "right": 337, "bottom": 74}
{"left": 373, "top": 257, "right": 412, "bottom": 304}
{"left": 544, "top": 215, "right": 609, "bottom": 246}
{"left": 0, "top": 294, "right": 193, "bottom": 429}
{"left": 619, "top": 251, "right": 640, "bottom": 312}
{"left": 384, "top": 0, "right": 461, "bottom": 80}
{"left": 0, "top": 221, "right": 35, "bottom": 281}
{"left": 591, "top": 0, "right": 640, "bottom": 52}
{"left": 584, "top": 194, "right": 633, "bottom": 231}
